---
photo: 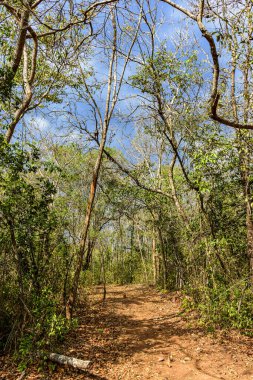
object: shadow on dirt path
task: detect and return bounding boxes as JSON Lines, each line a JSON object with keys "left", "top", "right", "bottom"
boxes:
{"left": 1, "top": 285, "right": 253, "bottom": 380}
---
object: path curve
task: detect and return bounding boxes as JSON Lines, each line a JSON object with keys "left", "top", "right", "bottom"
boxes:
{"left": 1, "top": 285, "right": 253, "bottom": 380}
{"left": 71, "top": 285, "right": 253, "bottom": 380}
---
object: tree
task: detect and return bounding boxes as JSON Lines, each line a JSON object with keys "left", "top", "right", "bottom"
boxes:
{"left": 0, "top": 135, "right": 68, "bottom": 351}
{"left": 65, "top": 2, "right": 143, "bottom": 317}
{"left": 0, "top": 0, "right": 117, "bottom": 142}
{"left": 161, "top": 0, "right": 253, "bottom": 130}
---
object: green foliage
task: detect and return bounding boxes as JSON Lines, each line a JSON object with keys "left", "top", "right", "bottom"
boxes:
{"left": 16, "top": 288, "right": 75, "bottom": 370}
{"left": 89, "top": 250, "right": 146, "bottom": 286}
{"left": 17, "top": 335, "right": 33, "bottom": 371}
{"left": 130, "top": 47, "right": 199, "bottom": 101}
{"left": 111, "top": 252, "right": 142, "bottom": 285}
{"left": 32, "top": 288, "right": 69, "bottom": 343}
{"left": 183, "top": 281, "right": 253, "bottom": 334}
{"left": 1, "top": 1, "right": 253, "bottom": 374}
{"left": 0, "top": 136, "right": 72, "bottom": 358}
{"left": 0, "top": 66, "right": 14, "bottom": 102}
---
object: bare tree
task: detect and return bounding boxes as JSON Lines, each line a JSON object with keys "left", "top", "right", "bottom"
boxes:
{"left": 161, "top": 0, "right": 253, "bottom": 130}
{"left": 0, "top": 0, "right": 118, "bottom": 142}
{"left": 66, "top": 2, "right": 143, "bottom": 318}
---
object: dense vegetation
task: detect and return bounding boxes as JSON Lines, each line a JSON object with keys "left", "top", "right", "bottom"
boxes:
{"left": 1, "top": 0, "right": 253, "bottom": 366}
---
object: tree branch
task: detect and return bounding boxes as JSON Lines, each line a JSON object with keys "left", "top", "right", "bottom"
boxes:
{"left": 161, "top": 0, "right": 197, "bottom": 20}
{"left": 162, "top": 0, "right": 253, "bottom": 130}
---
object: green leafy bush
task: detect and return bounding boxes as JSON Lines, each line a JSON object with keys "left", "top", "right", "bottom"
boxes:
{"left": 183, "top": 281, "right": 253, "bottom": 334}
{"left": 0, "top": 136, "right": 73, "bottom": 361}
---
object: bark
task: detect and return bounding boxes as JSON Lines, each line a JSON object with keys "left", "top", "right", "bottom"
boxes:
{"left": 136, "top": 229, "right": 148, "bottom": 283}
{"left": 65, "top": 125, "right": 109, "bottom": 318}
{"left": 168, "top": 153, "right": 190, "bottom": 228}
{"left": 6, "top": 30, "right": 38, "bottom": 142}
{"left": 101, "top": 252, "right": 106, "bottom": 301}
{"left": 10, "top": 9, "right": 30, "bottom": 81}
{"left": 47, "top": 353, "right": 90, "bottom": 370}
{"left": 246, "top": 201, "right": 253, "bottom": 284}
{"left": 152, "top": 230, "right": 159, "bottom": 286}
{"left": 157, "top": 226, "right": 167, "bottom": 289}
{"left": 240, "top": 0, "right": 253, "bottom": 284}
{"left": 65, "top": 6, "right": 117, "bottom": 319}
{"left": 161, "top": 0, "right": 253, "bottom": 130}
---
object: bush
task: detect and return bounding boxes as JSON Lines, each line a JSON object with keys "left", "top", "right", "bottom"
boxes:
{"left": 0, "top": 137, "right": 73, "bottom": 361}
{"left": 183, "top": 280, "right": 253, "bottom": 334}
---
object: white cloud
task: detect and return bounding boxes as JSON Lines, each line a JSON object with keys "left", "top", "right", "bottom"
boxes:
{"left": 30, "top": 116, "right": 49, "bottom": 131}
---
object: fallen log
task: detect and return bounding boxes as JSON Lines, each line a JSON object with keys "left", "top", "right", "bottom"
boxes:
{"left": 47, "top": 353, "right": 91, "bottom": 371}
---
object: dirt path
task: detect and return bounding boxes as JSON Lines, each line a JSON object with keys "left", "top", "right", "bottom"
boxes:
{"left": 1, "top": 285, "right": 253, "bottom": 379}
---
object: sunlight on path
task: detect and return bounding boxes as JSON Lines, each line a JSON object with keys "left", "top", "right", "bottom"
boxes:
{"left": 87, "top": 285, "right": 253, "bottom": 380}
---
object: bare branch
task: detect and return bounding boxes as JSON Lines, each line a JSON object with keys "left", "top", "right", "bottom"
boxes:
{"left": 5, "top": 44, "right": 33, "bottom": 143}
{"left": 26, "top": 0, "right": 118, "bottom": 39}
{"left": 161, "top": 0, "right": 197, "bottom": 20}
{"left": 11, "top": 9, "right": 30, "bottom": 79}
{"left": 162, "top": 0, "right": 253, "bottom": 130}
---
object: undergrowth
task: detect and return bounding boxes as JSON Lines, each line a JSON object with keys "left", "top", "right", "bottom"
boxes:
{"left": 182, "top": 280, "right": 253, "bottom": 335}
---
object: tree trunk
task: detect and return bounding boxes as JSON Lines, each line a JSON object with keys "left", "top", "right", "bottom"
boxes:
{"left": 65, "top": 127, "right": 108, "bottom": 319}
{"left": 157, "top": 226, "right": 167, "bottom": 289}
{"left": 137, "top": 229, "right": 148, "bottom": 283}
{"left": 246, "top": 199, "right": 253, "bottom": 284}
{"left": 101, "top": 252, "right": 106, "bottom": 302}
{"left": 168, "top": 153, "right": 190, "bottom": 229}
{"left": 152, "top": 230, "right": 159, "bottom": 286}
{"left": 47, "top": 353, "right": 90, "bottom": 370}
{"left": 65, "top": 6, "right": 117, "bottom": 318}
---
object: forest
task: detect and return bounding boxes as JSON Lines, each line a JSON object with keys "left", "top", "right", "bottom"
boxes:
{"left": 0, "top": 0, "right": 253, "bottom": 378}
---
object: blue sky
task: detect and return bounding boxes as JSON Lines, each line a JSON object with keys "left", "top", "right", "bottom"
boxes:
{"left": 17, "top": 0, "right": 226, "bottom": 157}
